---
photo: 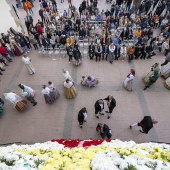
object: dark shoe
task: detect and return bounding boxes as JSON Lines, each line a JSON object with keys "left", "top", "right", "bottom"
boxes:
{"left": 95, "top": 115, "right": 99, "bottom": 119}
{"left": 0, "top": 68, "right": 5, "bottom": 71}
{"left": 129, "top": 125, "right": 132, "bottom": 129}
{"left": 33, "top": 102, "right": 37, "bottom": 106}
{"left": 143, "top": 86, "right": 148, "bottom": 90}
{"left": 0, "top": 72, "right": 3, "bottom": 75}
{"left": 105, "top": 111, "right": 109, "bottom": 113}
{"left": 79, "top": 125, "right": 83, "bottom": 128}
{"left": 107, "top": 116, "right": 110, "bottom": 119}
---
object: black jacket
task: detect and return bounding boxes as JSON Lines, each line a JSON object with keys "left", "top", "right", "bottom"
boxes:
{"left": 78, "top": 108, "right": 87, "bottom": 124}
{"left": 95, "top": 99, "right": 104, "bottom": 112}
{"left": 104, "top": 96, "right": 116, "bottom": 110}
{"left": 139, "top": 116, "right": 153, "bottom": 134}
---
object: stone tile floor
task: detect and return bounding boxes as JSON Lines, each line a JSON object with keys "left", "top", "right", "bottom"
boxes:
{"left": 0, "top": 0, "right": 169, "bottom": 145}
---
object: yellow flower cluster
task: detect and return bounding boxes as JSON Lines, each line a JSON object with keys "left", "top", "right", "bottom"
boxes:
{"left": 15, "top": 144, "right": 170, "bottom": 169}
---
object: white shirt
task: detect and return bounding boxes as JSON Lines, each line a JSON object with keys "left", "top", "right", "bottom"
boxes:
{"left": 83, "top": 112, "right": 88, "bottom": 121}
{"left": 109, "top": 45, "right": 115, "bottom": 53}
{"left": 99, "top": 103, "right": 104, "bottom": 109}
{"left": 64, "top": 81, "right": 73, "bottom": 89}
{"left": 41, "top": 87, "right": 51, "bottom": 95}
{"left": 22, "top": 57, "right": 31, "bottom": 65}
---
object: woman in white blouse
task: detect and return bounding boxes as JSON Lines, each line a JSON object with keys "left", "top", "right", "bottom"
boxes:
{"left": 63, "top": 79, "right": 77, "bottom": 99}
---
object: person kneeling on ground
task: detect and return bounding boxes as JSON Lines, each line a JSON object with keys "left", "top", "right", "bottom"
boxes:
{"left": 86, "top": 76, "right": 99, "bottom": 87}
{"left": 96, "top": 123, "right": 112, "bottom": 139}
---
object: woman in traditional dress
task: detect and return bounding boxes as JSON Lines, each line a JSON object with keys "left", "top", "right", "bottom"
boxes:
{"left": 48, "top": 81, "right": 60, "bottom": 99}
{"left": 85, "top": 76, "right": 99, "bottom": 87}
{"left": 22, "top": 54, "right": 35, "bottom": 75}
{"left": 142, "top": 62, "right": 161, "bottom": 84}
{"left": 3, "top": 92, "right": 27, "bottom": 111}
{"left": 63, "top": 79, "right": 77, "bottom": 99}
{"left": 161, "top": 62, "right": 170, "bottom": 79}
{"left": 9, "top": 37, "right": 23, "bottom": 56}
{"left": 41, "top": 85, "right": 56, "bottom": 104}
{"left": 123, "top": 69, "right": 135, "bottom": 91}
{"left": 72, "top": 47, "right": 82, "bottom": 66}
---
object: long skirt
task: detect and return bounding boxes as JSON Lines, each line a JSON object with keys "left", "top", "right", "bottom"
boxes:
{"left": 123, "top": 80, "right": 133, "bottom": 91}
{"left": 72, "top": 55, "right": 82, "bottom": 66}
{"left": 13, "top": 44, "right": 23, "bottom": 56}
{"left": 64, "top": 85, "right": 77, "bottom": 99}
{"left": 53, "top": 90, "right": 60, "bottom": 99}
{"left": 15, "top": 100, "right": 27, "bottom": 111}
{"left": 44, "top": 91, "right": 56, "bottom": 104}
{"left": 164, "top": 77, "right": 170, "bottom": 90}
{"left": 161, "top": 62, "right": 170, "bottom": 79}
{"left": 142, "top": 70, "right": 154, "bottom": 84}
{"left": 25, "top": 64, "right": 35, "bottom": 75}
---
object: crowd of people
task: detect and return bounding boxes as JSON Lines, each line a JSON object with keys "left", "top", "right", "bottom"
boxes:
{"left": 1, "top": 0, "right": 170, "bottom": 140}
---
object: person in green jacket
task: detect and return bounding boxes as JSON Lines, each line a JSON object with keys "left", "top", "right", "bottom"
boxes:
{"left": 143, "top": 64, "right": 160, "bottom": 90}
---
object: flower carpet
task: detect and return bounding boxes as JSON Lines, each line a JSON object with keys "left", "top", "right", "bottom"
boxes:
{"left": 0, "top": 139, "right": 170, "bottom": 170}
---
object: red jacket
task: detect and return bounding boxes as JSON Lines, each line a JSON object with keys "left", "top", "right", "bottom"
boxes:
{"left": 0, "top": 46, "right": 7, "bottom": 55}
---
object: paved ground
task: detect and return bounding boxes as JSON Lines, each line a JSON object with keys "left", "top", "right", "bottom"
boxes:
{"left": 0, "top": 0, "right": 170, "bottom": 145}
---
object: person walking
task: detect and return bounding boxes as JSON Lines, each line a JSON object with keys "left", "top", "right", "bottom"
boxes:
{"left": 96, "top": 123, "right": 112, "bottom": 139}
{"left": 41, "top": 85, "right": 56, "bottom": 104}
{"left": 63, "top": 79, "right": 77, "bottom": 99}
{"left": 130, "top": 116, "right": 158, "bottom": 134}
{"left": 104, "top": 95, "right": 116, "bottom": 119}
{"left": 78, "top": 107, "right": 88, "bottom": 128}
{"left": 143, "top": 63, "right": 160, "bottom": 90}
{"left": 94, "top": 99, "right": 104, "bottom": 119}
{"left": 123, "top": 69, "right": 135, "bottom": 91}
{"left": 19, "top": 84, "right": 37, "bottom": 106}
{"left": 22, "top": 54, "right": 35, "bottom": 75}
{"left": 48, "top": 81, "right": 60, "bottom": 99}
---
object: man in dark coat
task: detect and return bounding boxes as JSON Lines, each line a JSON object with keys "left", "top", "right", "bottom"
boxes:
{"left": 88, "top": 42, "right": 95, "bottom": 60}
{"left": 104, "top": 95, "right": 116, "bottom": 119}
{"left": 78, "top": 107, "right": 87, "bottom": 128}
{"left": 39, "top": 7, "right": 44, "bottom": 22}
{"left": 96, "top": 123, "right": 112, "bottom": 139}
{"left": 94, "top": 99, "right": 104, "bottom": 119}
{"left": 130, "top": 116, "right": 158, "bottom": 134}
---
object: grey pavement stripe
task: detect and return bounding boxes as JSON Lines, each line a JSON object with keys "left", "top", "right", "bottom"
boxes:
{"left": 129, "top": 62, "right": 158, "bottom": 142}
{"left": 62, "top": 66, "right": 77, "bottom": 139}
{"left": 5, "top": 60, "right": 24, "bottom": 91}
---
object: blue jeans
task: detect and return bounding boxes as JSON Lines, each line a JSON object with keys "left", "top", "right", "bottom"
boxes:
{"left": 4, "top": 54, "right": 12, "bottom": 62}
